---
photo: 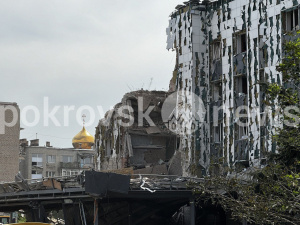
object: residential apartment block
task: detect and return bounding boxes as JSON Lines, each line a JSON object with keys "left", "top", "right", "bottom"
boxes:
{"left": 166, "top": 0, "right": 298, "bottom": 176}
{"left": 19, "top": 126, "right": 95, "bottom": 180}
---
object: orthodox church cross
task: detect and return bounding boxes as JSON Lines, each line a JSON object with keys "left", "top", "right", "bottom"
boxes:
{"left": 82, "top": 114, "right": 86, "bottom": 126}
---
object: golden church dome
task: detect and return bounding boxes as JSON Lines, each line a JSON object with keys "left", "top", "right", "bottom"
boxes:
{"left": 72, "top": 126, "right": 94, "bottom": 149}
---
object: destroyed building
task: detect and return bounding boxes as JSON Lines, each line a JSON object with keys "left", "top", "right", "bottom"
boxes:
{"left": 0, "top": 102, "right": 20, "bottom": 183}
{"left": 165, "top": 0, "right": 300, "bottom": 176}
{"left": 2, "top": 1, "right": 299, "bottom": 224}
{"left": 95, "top": 90, "right": 181, "bottom": 175}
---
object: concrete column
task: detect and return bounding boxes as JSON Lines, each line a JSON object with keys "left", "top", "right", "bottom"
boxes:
{"left": 28, "top": 202, "right": 46, "bottom": 222}
{"left": 190, "top": 198, "right": 195, "bottom": 225}
{"left": 94, "top": 199, "right": 99, "bottom": 225}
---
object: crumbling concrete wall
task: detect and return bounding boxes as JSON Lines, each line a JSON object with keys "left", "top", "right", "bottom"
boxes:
{"left": 95, "top": 90, "right": 178, "bottom": 175}
{"left": 167, "top": 0, "right": 296, "bottom": 176}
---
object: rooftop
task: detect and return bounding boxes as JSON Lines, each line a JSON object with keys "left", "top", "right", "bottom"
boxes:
{"left": 0, "top": 102, "right": 18, "bottom": 105}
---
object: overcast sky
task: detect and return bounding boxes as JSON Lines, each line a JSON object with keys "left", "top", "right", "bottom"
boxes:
{"left": 0, "top": 0, "right": 184, "bottom": 147}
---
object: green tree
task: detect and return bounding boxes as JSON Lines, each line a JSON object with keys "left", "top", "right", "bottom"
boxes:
{"left": 17, "top": 212, "right": 26, "bottom": 223}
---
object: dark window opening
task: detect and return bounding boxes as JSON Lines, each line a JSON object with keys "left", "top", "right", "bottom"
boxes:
{"left": 295, "top": 9, "right": 299, "bottom": 27}
{"left": 234, "top": 76, "right": 248, "bottom": 96}
{"left": 240, "top": 34, "right": 247, "bottom": 53}
{"left": 242, "top": 77, "right": 248, "bottom": 94}
{"left": 259, "top": 70, "right": 265, "bottom": 83}
{"left": 286, "top": 9, "right": 299, "bottom": 31}
{"left": 234, "top": 33, "right": 247, "bottom": 54}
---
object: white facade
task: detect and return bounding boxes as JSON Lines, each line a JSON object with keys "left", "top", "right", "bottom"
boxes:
{"left": 166, "top": 0, "right": 298, "bottom": 176}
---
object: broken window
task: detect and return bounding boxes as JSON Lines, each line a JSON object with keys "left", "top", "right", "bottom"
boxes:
{"left": 260, "top": 84, "right": 267, "bottom": 113}
{"left": 211, "top": 41, "right": 221, "bottom": 60}
{"left": 211, "top": 82, "right": 222, "bottom": 101}
{"left": 259, "top": 70, "right": 266, "bottom": 83}
{"left": 234, "top": 33, "right": 247, "bottom": 54}
{"left": 238, "top": 34, "right": 247, "bottom": 53}
{"left": 234, "top": 76, "right": 248, "bottom": 96}
{"left": 210, "top": 41, "right": 222, "bottom": 81}
{"left": 286, "top": 8, "right": 299, "bottom": 31}
{"left": 234, "top": 103, "right": 249, "bottom": 140}
{"left": 32, "top": 154, "right": 43, "bottom": 167}
{"left": 62, "top": 155, "right": 73, "bottom": 163}
{"left": 213, "top": 123, "right": 223, "bottom": 143}
{"left": 235, "top": 123, "right": 248, "bottom": 140}
{"left": 47, "top": 155, "right": 56, "bottom": 163}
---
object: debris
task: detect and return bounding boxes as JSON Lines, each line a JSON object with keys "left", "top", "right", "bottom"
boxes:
{"left": 139, "top": 175, "right": 156, "bottom": 193}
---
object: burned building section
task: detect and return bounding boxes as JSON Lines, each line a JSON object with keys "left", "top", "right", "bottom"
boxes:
{"left": 95, "top": 91, "right": 180, "bottom": 175}
{"left": 166, "top": 0, "right": 298, "bottom": 174}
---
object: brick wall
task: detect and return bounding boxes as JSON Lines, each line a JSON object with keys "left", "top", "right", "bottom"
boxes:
{"left": 0, "top": 102, "right": 20, "bottom": 182}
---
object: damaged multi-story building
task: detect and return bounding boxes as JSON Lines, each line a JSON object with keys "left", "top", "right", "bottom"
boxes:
{"left": 3, "top": 1, "right": 300, "bottom": 224}
{"left": 165, "top": 0, "right": 300, "bottom": 176}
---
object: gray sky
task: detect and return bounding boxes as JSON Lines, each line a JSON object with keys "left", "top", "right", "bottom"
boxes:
{"left": 0, "top": 0, "right": 184, "bottom": 147}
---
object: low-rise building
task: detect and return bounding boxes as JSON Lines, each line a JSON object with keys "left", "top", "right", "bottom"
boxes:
{"left": 19, "top": 126, "right": 95, "bottom": 180}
